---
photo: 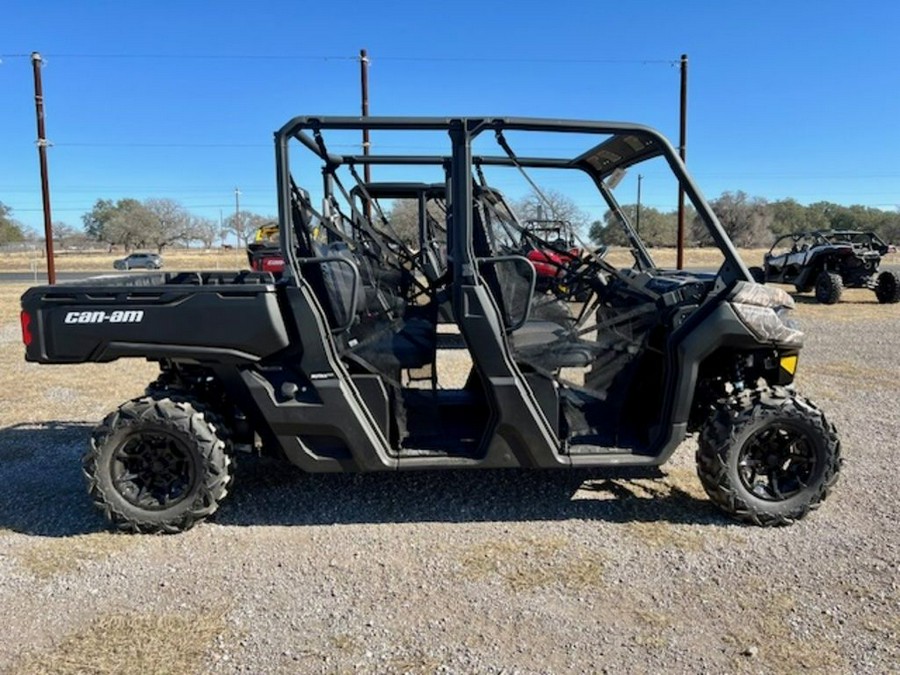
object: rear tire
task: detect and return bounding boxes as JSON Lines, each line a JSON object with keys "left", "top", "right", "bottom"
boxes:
{"left": 875, "top": 270, "right": 900, "bottom": 304}
{"left": 84, "top": 395, "right": 232, "bottom": 533}
{"left": 815, "top": 271, "right": 843, "bottom": 304}
{"left": 696, "top": 387, "right": 841, "bottom": 526}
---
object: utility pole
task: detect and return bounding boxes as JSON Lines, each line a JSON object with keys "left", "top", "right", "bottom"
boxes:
{"left": 234, "top": 187, "right": 241, "bottom": 246}
{"left": 676, "top": 53, "right": 688, "bottom": 270}
{"left": 360, "top": 48, "right": 372, "bottom": 219}
{"left": 31, "top": 51, "right": 56, "bottom": 284}
{"left": 636, "top": 174, "right": 643, "bottom": 236}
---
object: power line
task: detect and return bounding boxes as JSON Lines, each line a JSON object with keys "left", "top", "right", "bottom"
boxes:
{"left": 12, "top": 203, "right": 274, "bottom": 213}
{"left": 1, "top": 53, "right": 358, "bottom": 61}
{"left": 54, "top": 142, "right": 270, "bottom": 148}
{"left": 1, "top": 52, "right": 677, "bottom": 65}
{"left": 3, "top": 187, "right": 273, "bottom": 194}
{"left": 374, "top": 56, "right": 677, "bottom": 65}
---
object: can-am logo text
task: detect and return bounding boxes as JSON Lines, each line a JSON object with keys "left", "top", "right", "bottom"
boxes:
{"left": 64, "top": 310, "right": 145, "bottom": 324}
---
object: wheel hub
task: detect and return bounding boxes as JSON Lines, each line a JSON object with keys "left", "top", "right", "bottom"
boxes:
{"left": 112, "top": 430, "right": 196, "bottom": 510}
{"left": 738, "top": 424, "right": 817, "bottom": 502}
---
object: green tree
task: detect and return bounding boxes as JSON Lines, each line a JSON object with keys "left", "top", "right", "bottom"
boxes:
{"left": 769, "top": 199, "right": 830, "bottom": 236}
{"left": 589, "top": 215, "right": 629, "bottom": 246}
{"left": 700, "top": 191, "right": 773, "bottom": 247}
{"left": 592, "top": 204, "right": 692, "bottom": 248}
{"left": 105, "top": 200, "right": 156, "bottom": 251}
{"left": 83, "top": 198, "right": 146, "bottom": 249}
{"left": 82, "top": 198, "right": 118, "bottom": 242}
{"left": 0, "top": 202, "right": 26, "bottom": 245}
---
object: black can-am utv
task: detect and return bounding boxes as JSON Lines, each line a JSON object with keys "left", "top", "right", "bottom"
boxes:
{"left": 751, "top": 230, "right": 899, "bottom": 304}
{"left": 21, "top": 116, "right": 840, "bottom": 532}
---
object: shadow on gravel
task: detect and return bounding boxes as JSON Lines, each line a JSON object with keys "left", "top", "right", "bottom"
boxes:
{"left": 791, "top": 294, "right": 874, "bottom": 305}
{"left": 216, "top": 455, "right": 726, "bottom": 529}
{"left": 0, "top": 423, "right": 727, "bottom": 536}
{"left": 0, "top": 421, "right": 105, "bottom": 537}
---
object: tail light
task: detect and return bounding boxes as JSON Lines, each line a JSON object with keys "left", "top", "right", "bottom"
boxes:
{"left": 21, "top": 310, "right": 33, "bottom": 347}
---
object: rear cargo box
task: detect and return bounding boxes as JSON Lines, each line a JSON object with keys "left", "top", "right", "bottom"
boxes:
{"left": 21, "top": 271, "right": 291, "bottom": 364}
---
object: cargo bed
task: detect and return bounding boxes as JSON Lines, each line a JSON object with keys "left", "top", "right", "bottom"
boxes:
{"left": 21, "top": 270, "right": 291, "bottom": 364}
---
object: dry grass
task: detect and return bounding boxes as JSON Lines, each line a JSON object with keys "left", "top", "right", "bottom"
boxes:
{"left": 15, "top": 533, "right": 139, "bottom": 578}
{"left": 387, "top": 654, "right": 445, "bottom": 674}
{"left": 2, "top": 266, "right": 894, "bottom": 430}
{"left": 789, "top": 286, "right": 900, "bottom": 321}
{"left": 0, "top": 283, "right": 28, "bottom": 324}
{"left": 11, "top": 609, "right": 227, "bottom": 675}
{"left": 0, "top": 248, "right": 247, "bottom": 273}
{"left": 1, "top": 281, "right": 156, "bottom": 425}
{"left": 816, "top": 360, "right": 898, "bottom": 389}
{"left": 623, "top": 521, "right": 710, "bottom": 551}
{"left": 579, "top": 246, "right": 769, "bottom": 271}
{"left": 1, "top": 247, "right": 768, "bottom": 275}
{"left": 329, "top": 633, "right": 357, "bottom": 651}
{"left": 459, "top": 536, "right": 604, "bottom": 591}
{"left": 0, "top": 342, "right": 157, "bottom": 427}
{"left": 662, "top": 466, "right": 709, "bottom": 501}
{"left": 722, "top": 594, "right": 845, "bottom": 673}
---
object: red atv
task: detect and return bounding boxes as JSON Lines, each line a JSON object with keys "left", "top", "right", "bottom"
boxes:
{"left": 246, "top": 224, "right": 286, "bottom": 274}
{"left": 521, "top": 219, "right": 600, "bottom": 300}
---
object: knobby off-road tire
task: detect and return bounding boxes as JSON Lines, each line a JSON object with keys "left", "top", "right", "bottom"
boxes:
{"left": 696, "top": 387, "right": 841, "bottom": 526}
{"left": 815, "top": 271, "right": 843, "bottom": 304}
{"left": 875, "top": 270, "right": 900, "bottom": 304}
{"left": 144, "top": 378, "right": 239, "bottom": 494}
{"left": 84, "top": 395, "right": 232, "bottom": 533}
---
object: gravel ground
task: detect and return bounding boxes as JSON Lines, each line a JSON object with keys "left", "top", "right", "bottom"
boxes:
{"left": 0, "top": 303, "right": 898, "bottom": 673}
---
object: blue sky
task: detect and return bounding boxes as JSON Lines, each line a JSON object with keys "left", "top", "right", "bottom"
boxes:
{"left": 2, "top": 0, "right": 898, "bottom": 234}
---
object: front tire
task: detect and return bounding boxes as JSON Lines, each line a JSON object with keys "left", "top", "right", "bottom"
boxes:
{"left": 696, "top": 387, "right": 841, "bottom": 526}
{"left": 84, "top": 395, "right": 232, "bottom": 533}
{"left": 875, "top": 270, "right": 900, "bottom": 304}
{"left": 815, "top": 271, "right": 843, "bottom": 304}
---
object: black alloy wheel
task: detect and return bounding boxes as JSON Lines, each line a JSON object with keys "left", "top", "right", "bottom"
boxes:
{"left": 111, "top": 428, "right": 197, "bottom": 511}
{"left": 735, "top": 423, "right": 816, "bottom": 502}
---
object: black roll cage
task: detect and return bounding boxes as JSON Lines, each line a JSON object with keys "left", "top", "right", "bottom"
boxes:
{"left": 274, "top": 116, "right": 751, "bottom": 287}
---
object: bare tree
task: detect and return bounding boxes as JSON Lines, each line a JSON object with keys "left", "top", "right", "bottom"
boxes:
{"left": 188, "top": 216, "right": 220, "bottom": 249}
{"left": 51, "top": 221, "right": 84, "bottom": 248}
{"left": 223, "top": 211, "right": 275, "bottom": 247}
{"left": 383, "top": 199, "right": 422, "bottom": 246}
{"left": 513, "top": 188, "right": 589, "bottom": 234}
